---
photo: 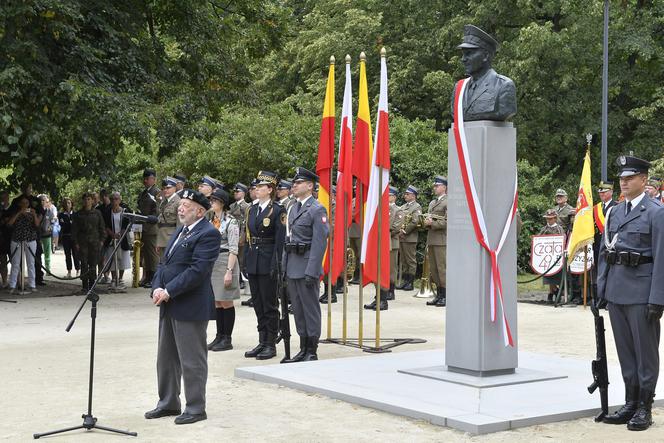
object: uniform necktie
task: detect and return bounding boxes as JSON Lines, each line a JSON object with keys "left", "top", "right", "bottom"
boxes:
{"left": 626, "top": 201, "right": 632, "bottom": 215}
{"left": 296, "top": 201, "right": 302, "bottom": 212}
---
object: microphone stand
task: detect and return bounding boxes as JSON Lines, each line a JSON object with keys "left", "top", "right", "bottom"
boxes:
{"left": 34, "top": 221, "right": 137, "bottom": 439}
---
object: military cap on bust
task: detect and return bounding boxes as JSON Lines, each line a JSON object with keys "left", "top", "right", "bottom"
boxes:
{"left": 199, "top": 175, "right": 219, "bottom": 189}
{"left": 389, "top": 186, "right": 399, "bottom": 196}
{"left": 433, "top": 175, "right": 448, "bottom": 186}
{"left": 173, "top": 174, "right": 186, "bottom": 183}
{"left": 457, "top": 24, "right": 499, "bottom": 54}
{"left": 616, "top": 155, "right": 650, "bottom": 177}
{"left": 597, "top": 181, "right": 614, "bottom": 192}
{"left": 277, "top": 179, "right": 292, "bottom": 190}
{"left": 555, "top": 188, "right": 567, "bottom": 197}
{"left": 255, "top": 170, "right": 279, "bottom": 187}
{"left": 143, "top": 168, "right": 156, "bottom": 178}
{"left": 210, "top": 188, "right": 230, "bottom": 207}
{"left": 292, "top": 167, "right": 319, "bottom": 183}
{"left": 234, "top": 182, "right": 248, "bottom": 193}
{"left": 543, "top": 209, "right": 557, "bottom": 218}
{"left": 405, "top": 185, "right": 419, "bottom": 195}
{"left": 162, "top": 176, "right": 177, "bottom": 188}
{"left": 180, "top": 189, "right": 211, "bottom": 210}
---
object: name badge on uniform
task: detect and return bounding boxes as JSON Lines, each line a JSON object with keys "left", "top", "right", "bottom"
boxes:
{"left": 263, "top": 218, "right": 271, "bottom": 227}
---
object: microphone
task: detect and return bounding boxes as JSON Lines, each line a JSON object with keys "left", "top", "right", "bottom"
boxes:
{"left": 122, "top": 212, "right": 158, "bottom": 224}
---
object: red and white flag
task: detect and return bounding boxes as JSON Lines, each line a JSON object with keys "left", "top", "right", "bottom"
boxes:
{"left": 361, "top": 50, "right": 390, "bottom": 289}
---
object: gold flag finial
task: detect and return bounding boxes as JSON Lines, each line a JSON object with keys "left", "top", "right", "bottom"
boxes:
{"left": 345, "top": 54, "right": 351, "bottom": 64}
{"left": 380, "top": 47, "right": 386, "bottom": 57}
{"left": 360, "top": 51, "right": 366, "bottom": 61}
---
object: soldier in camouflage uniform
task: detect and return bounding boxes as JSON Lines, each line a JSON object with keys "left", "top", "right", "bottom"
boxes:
{"left": 553, "top": 188, "right": 576, "bottom": 233}
{"left": 137, "top": 168, "right": 160, "bottom": 288}
{"left": 397, "top": 185, "right": 422, "bottom": 291}
{"left": 156, "top": 177, "right": 181, "bottom": 257}
{"left": 72, "top": 192, "right": 106, "bottom": 292}
{"left": 424, "top": 176, "right": 448, "bottom": 307}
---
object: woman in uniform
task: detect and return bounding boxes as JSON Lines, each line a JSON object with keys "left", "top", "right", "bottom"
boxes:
{"left": 243, "top": 171, "right": 286, "bottom": 360}
{"left": 207, "top": 188, "right": 241, "bottom": 352}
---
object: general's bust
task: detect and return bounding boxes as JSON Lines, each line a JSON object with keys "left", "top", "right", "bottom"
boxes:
{"left": 451, "top": 25, "right": 517, "bottom": 122}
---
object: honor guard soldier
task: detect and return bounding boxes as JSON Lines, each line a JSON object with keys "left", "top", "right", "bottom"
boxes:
{"left": 229, "top": 183, "right": 250, "bottom": 290}
{"left": 282, "top": 167, "right": 329, "bottom": 363}
{"left": 276, "top": 180, "right": 295, "bottom": 210}
{"left": 138, "top": 168, "right": 160, "bottom": 287}
{"left": 156, "top": 177, "right": 181, "bottom": 257}
{"left": 397, "top": 185, "right": 422, "bottom": 291}
{"left": 596, "top": 156, "right": 664, "bottom": 431}
{"left": 553, "top": 189, "right": 576, "bottom": 233}
{"left": 243, "top": 171, "right": 286, "bottom": 360}
{"left": 424, "top": 175, "right": 448, "bottom": 307}
{"left": 174, "top": 174, "right": 187, "bottom": 197}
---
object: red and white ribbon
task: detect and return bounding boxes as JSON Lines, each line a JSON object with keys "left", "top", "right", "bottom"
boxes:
{"left": 452, "top": 78, "right": 517, "bottom": 347}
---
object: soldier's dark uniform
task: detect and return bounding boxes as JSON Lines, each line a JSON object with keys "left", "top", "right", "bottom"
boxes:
{"left": 282, "top": 167, "right": 329, "bottom": 363}
{"left": 243, "top": 171, "right": 286, "bottom": 361}
{"left": 72, "top": 197, "right": 106, "bottom": 290}
{"left": 138, "top": 169, "right": 160, "bottom": 286}
{"left": 597, "top": 156, "right": 664, "bottom": 431}
{"left": 397, "top": 185, "right": 422, "bottom": 291}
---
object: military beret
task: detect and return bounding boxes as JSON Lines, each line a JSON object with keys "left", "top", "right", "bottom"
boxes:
{"left": 277, "top": 180, "right": 292, "bottom": 190}
{"left": 597, "top": 181, "right": 614, "bottom": 192}
{"left": 555, "top": 189, "right": 567, "bottom": 197}
{"left": 389, "top": 186, "right": 399, "bottom": 196}
{"left": 210, "top": 188, "right": 230, "bottom": 207}
{"left": 405, "top": 185, "right": 419, "bottom": 195}
{"left": 143, "top": 168, "right": 156, "bottom": 178}
{"left": 234, "top": 183, "right": 248, "bottom": 193}
{"left": 255, "top": 170, "right": 279, "bottom": 187}
{"left": 616, "top": 155, "right": 650, "bottom": 177}
{"left": 162, "top": 176, "right": 177, "bottom": 188}
{"left": 292, "top": 167, "right": 319, "bottom": 183}
{"left": 180, "top": 189, "right": 211, "bottom": 210}
{"left": 199, "top": 175, "right": 220, "bottom": 189}
{"left": 457, "top": 24, "right": 499, "bottom": 54}
{"left": 433, "top": 175, "right": 448, "bottom": 186}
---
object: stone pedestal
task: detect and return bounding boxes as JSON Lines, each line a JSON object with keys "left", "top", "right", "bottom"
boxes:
{"left": 445, "top": 121, "right": 518, "bottom": 375}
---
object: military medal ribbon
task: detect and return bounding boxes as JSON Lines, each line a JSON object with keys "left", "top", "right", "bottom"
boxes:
{"left": 452, "top": 78, "right": 517, "bottom": 347}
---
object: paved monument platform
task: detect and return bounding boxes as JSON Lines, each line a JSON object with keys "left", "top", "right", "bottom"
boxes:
{"left": 235, "top": 349, "right": 664, "bottom": 434}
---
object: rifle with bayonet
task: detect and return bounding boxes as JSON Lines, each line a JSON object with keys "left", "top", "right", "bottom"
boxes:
{"left": 275, "top": 260, "right": 291, "bottom": 361}
{"left": 588, "top": 300, "right": 609, "bottom": 421}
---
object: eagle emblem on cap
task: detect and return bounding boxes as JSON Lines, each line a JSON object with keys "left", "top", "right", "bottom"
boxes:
{"left": 619, "top": 156, "right": 626, "bottom": 166}
{"left": 182, "top": 190, "right": 191, "bottom": 199}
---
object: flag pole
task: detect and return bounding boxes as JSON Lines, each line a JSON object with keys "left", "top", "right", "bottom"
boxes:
{"left": 326, "top": 55, "right": 335, "bottom": 341}
{"left": 358, "top": 182, "right": 364, "bottom": 348}
{"left": 583, "top": 245, "right": 588, "bottom": 308}
{"left": 376, "top": 165, "right": 383, "bottom": 349}
{"left": 343, "top": 192, "right": 349, "bottom": 343}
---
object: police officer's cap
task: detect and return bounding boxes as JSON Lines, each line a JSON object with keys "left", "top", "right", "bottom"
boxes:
{"left": 277, "top": 180, "right": 292, "bottom": 190}
{"left": 162, "top": 176, "right": 177, "bottom": 188}
{"left": 433, "top": 175, "right": 447, "bottom": 186}
{"left": 389, "top": 186, "right": 399, "bottom": 196}
{"left": 143, "top": 168, "right": 156, "bottom": 178}
{"left": 457, "top": 25, "right": 499, "bottom": 54}
{"left": 234, "top": 183, "right": 248, "bottom": 193}
{"left": 173, "top": 174, "right": 186, "bottom": 183}
{"left": 543, "top": 209, "right": 557, "bottom": 218}
{"left": 292, "top": 167, "right": 319, "bottom": 183}
{"left": 250, "top": 179, "right": 259, "bottom": 189}
{"left": 180, "top": 189, "right": 211, "bottom": 210}
{"left": 199, "top": 175, "right": 219, "bottom": 189}
{"left": 405, "top": 185, "right": 419, "bottom": 195}
{"left": 210, "top": 188, "right": 230, "bottom": 207}
{"left": 597, "top": 181, "right": 613, "bottom": 192}
{"left": 555, "top": 188, "right": 567, "bottom": 197}
{"left": 616, "top": 155, "right": 650, "bottom": 177}
{"left": 255, "top": 170, "right": 279, "bottom": 187}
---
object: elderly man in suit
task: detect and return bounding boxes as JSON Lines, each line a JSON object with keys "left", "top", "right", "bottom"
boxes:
{"left": 282, "top": 167, "right": 329, "bottom": 363}
{"left": 145, "top": 189, "right": 221, "bottom": 425}
{"left": 596, "top": 156, "right": 664, "bottom": 431}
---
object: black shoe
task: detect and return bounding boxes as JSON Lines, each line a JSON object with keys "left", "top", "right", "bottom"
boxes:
{"left": 37, "top": 280, "right": 46, "bottom": 286}
{"left": 385, "top": 283, "right": 395, "bottom": 300}
{"left": 435, "top": 288, "right": 446, "bottom": 307}
{"left": 301, "top": 337, "right": 318, "bottom": 362}
{"left": 282, "top": 337, "right": 307, "bottom": 363}
{"left": 335, "top": 285, "right": 344, "bottom": 294}
{"left": 245, "top": 332, "right": 265, "bottom": 357}
{"left": 364, "top": 299, "right": 376, "bottom": 310}
{"left": 603, "top": 385, "right": 639, "bottom": 424}
{"left": 241, "top": 298, "right": 254, "bottom": 307}
{"left": 174, "top": 412, "right": 207, "bottom": 425}
{"left": 207, "top": 334, "right": 222, "bottom": 350}
{"left": 319, "top": 293, "right": 337, "bottom": 304}
{"left": 364, "top": 298, "right": 388, "bottom": 311}
{"left": 211, "top": 335, "right": 232, "bottom": 352}
{"left": 401, "top": 276, "right": 414, "bottom": 291}
{"left": 627, "top": 389, "right": 654, "bottom": 431}
{"left": 426, "top": 296, "right": 440, "bottom": 306}
{"left": 145, "top": 407, "right": 181, "bottom": 419}
{"left": 256, "top": 343, "right": 276, "bottom": 360}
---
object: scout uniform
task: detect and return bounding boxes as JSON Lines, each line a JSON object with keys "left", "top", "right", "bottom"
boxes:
{"left": 157, "top": 177, "right": 181, "bottom": 249}
{"left": 137, "top": 168, "right": 160, "bottom": 286}
{"left": 597, "top": 156, "right": 664, "bottom": 431}
{"left": 425, "top": 175, "right": 448, "bottom": 307}
{"left": 282, "top": 167, "right": 329, "bottom": 363}
{"left": 397, "top": 185, "right": 422, "bottom": 291}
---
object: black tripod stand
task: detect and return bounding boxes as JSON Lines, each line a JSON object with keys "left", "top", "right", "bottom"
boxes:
{"left": 34, "top": 220, "right": 138, "bottom": 439}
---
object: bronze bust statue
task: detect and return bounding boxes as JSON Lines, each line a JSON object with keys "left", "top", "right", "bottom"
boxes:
{"left": 452, "top": 25, "right": 517, "bottom": 122}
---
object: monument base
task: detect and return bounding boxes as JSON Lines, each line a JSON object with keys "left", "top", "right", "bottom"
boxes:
{"left": 235, "top": 349, "right": 664, "bottom": 434}
{"left": 445, "top": 366, "right": 516, "bottom": 378}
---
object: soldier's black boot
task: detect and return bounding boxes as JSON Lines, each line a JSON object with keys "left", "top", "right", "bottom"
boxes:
{"left": 386, "top": 283, "right": 395, "bottom": 300}
{"left": 396, "top": 274, "right": 409, "bottom": 290}
{"left": 256, "top": 332, "right": 277, "bottom": 360}
{"left": 403, "top": 274, "right": 415, "bottom": 291}
{"left": 603, "top": 385, "right": 639, "bottom": 424}
{"left": 627, "top": 389, "right": 654, "bottom": 431}
{"left": 335, "top": 277, "right": 344, "bottom": 294}
{"left": 426, "top": 289, "right": 441, "bottom": 306}
{"left": 319, "top": 283, "right": 328, "bottom": 302}
{"left": 435, "top": 287, "right": 446, "bottom": 307}
{"left": 244, "top": 331, "right": 265, "bottom": 358}
{"left": 281, "top": 336, "right": 307, "bottom": 363}
{"left": 301, "top": 337, "right": 319, "bottom": 361}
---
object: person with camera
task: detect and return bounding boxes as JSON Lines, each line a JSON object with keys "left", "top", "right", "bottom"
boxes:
{"left": 7, "top": 195, "right": 41, "bottom": 293}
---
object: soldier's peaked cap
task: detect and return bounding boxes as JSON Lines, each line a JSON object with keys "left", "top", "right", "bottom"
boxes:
{"left": 255, "top": 170, "right": 279, "bottom": 186}
{"left": 457, "top": 25, "right": 499, "bottom": 54}
{"left": 292, "top": 167, "right": 318, "bottom": 183}
{"left": 234, "top": 183, "right": 248, "bottom": 193}
{"left": 405, "top": 185, "right": 419, "bottom": 195}
{"left": 616, "top": 155, "right": 650, "bottom": 178}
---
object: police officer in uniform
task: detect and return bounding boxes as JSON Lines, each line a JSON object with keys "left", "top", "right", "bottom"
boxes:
{"left": 243, "top": 171, "right": 286, "bottom": 360}
{"left": 282, "top": 167, "right": 329, "bottom": 363}
{"left": 424, "top": 175, "right": 448, "bottom": 307}
{"left": 276, "top": 179, "right": 295, "bottom": 210}
{"left": 157, "top": 177, "right": 181, "bottom": 257}
{"left": 138, "top": 168, "right": 160, "bottom": 287}
{"left": 597, "top": 156, "right": 664, "bottom": 431}
{"left": 397, "top": 185, "right": 422, "bottom": 291}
